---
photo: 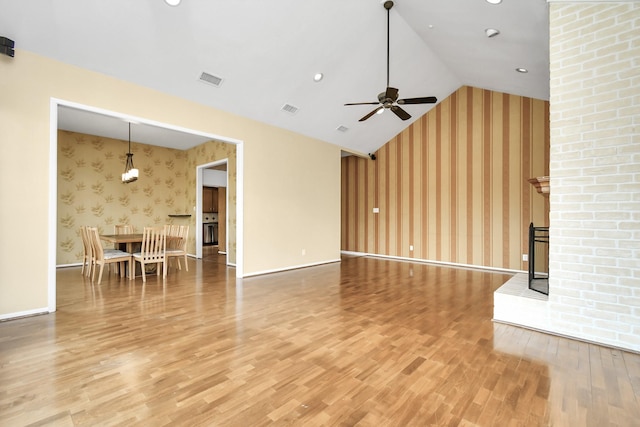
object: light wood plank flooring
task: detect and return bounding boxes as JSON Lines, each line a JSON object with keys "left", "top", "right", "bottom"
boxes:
{"left": 1, "top": 255, "right": 639, "bottom": 426}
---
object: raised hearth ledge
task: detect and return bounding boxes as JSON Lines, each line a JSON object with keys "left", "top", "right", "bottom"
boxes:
{"left": 494, "top": 273, "right": 551, "bottom": 332}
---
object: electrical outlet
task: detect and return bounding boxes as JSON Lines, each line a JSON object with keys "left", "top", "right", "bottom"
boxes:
{"left": 373, "top": 207, "right": 380, "bottom": 213}
{"left": 302, "top": 249, "right": 306, "bottom": 256}
{"left": 522, "top": 254, "right": 528, "bottom": 262}
{"left": 409, "top": 245, "right": 414, "bottom": 251}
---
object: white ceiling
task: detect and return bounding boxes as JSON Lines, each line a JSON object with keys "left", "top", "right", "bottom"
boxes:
{"left": 0, "top": 0, "right": 549, "bottom": 155}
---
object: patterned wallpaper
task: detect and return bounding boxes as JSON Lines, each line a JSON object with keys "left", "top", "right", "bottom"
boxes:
{"left": 57, "top": 130, "right": 237, "bottom": 266}
{"left": 341, "top": 86, "right": 550, "bottom": 271}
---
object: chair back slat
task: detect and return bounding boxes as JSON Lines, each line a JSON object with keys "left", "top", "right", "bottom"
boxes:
{"left": 88, "top": 227, "right": 104, "bottom": 260}
{"left": 80, "top": 226, "right": 91, "bottom": 256}
{"left": 115, "top": 224, "right": 134, "bottom": 234}
{"left": 140, "top": 226, "right": 166, "bottom": 262}
{"left": 167, "top": 225, "right": 189, "bottom": 250}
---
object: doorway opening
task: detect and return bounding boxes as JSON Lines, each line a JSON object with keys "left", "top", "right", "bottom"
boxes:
{"left": 49, "top": 98, "right": 245, "bottom": 313}
{"left": 196, "top": 159, "right": 229, "bottom": 262}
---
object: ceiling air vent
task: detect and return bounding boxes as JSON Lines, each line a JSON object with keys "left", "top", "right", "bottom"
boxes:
{"left": 281, "top": 103, "right": 299, "bottom": 115}
{"left": 336, "top": 125, "right": 349, "bottom": 133}
{"left": 198, "top": 72, "right": 223, "bottom": 87}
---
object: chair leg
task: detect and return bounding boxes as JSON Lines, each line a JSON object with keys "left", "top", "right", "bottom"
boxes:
{"left": 85, "top": 259, "right": 92, "bottom": 278}
{"left": 140, "top": 261, "right": 146, "bottom": 283}
{"left": 97, "top": 265, "right": 105, "bottom": 285}
{"left": 184, "top": 255, "right": 188, "bottom": 272}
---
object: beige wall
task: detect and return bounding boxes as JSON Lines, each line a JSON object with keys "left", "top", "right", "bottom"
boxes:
{"left": 0, "top": 50, "right": 341, "bottom": 318}
{"left": 242, "top": 126, "right": 341, "bottom": 275}
{"left": 342, "top": 86, "right": 550, "bottom": 271}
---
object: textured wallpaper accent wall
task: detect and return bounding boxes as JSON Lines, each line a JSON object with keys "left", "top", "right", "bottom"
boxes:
{"left": 57, "top": 130, "right": 237, "bottom": 266}
{"left": 341, "top": 86, "right": 550, "bottom": 271}
{"left": 57, "top": 130, "right": 188, "bottom": 265}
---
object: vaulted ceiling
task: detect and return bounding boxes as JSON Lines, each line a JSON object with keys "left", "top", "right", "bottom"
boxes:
{"left": 0, "top": 0, "right": 549, "bottom": 155}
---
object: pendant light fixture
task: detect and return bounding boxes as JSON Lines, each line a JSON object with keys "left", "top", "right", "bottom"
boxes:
{"left": 122, "top": 122, "right": 139, "bottom": 183}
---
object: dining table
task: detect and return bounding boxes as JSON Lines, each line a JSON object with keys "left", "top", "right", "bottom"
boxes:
{"left": 99, "top": 233, "right": 144, "bottom": 254}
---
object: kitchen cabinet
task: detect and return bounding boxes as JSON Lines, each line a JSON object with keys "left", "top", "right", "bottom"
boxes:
{"left": 203, "top": 186, "right": 218, "bottom": 213}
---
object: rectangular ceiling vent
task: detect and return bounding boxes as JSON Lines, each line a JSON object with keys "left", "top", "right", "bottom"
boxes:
{"left": 336, "top": 125, "right": 349, "bottom": 133}
{"left": 198, "top": 72, "right": 223, "bottom": 87}
{"left": 281, "top": 103, "right": 299, "bottom": 115}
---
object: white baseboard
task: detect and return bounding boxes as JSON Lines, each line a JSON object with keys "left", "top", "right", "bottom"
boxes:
{"left": 243, "top": 258, "right": 341, "bottom": 277}
{"left": 0, "top": 307, "right": 50, "bottom": 321}
{"left": 340, "top": 250, "right": 524, "bottom": 275}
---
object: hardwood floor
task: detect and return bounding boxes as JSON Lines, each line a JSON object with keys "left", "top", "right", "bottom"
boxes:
{"left": 1, "top": 255, "right": 639, "bottom": 426}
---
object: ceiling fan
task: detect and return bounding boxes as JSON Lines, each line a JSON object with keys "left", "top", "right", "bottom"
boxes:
{"left": 345, "top": 0, "right": 437, "bottom": 122}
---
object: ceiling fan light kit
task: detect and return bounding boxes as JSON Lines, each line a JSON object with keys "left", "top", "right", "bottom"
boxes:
{"left": 344, "top": 0, "right": 437, "bottom": 122}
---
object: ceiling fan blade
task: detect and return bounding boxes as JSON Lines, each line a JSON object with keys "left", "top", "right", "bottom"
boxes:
{"left": 391, "top": 105, "right": 411, "bottom": 121}
{"left": 344, "top": 102, "right": 381, "bottom": 106}
{"left": 359, "top": 107, "right": 384, "bottom": 122}
{"left": 385, "top": 87, "right": 399, "bottom": 101}
{"left": 397, "top": 96, "right": 438, "bottom": 105}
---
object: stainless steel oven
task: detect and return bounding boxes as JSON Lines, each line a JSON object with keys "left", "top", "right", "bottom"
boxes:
{"left": 203, "top": 213, "right": 218, "bottom": 245}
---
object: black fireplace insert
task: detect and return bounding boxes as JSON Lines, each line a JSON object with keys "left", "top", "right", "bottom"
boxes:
{"left": 528, "top": 223, "right": 549, "bottom": 295}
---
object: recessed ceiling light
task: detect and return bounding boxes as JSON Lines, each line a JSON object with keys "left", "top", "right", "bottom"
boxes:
{"left": 165, "top": 0, "right": 181, "bottom": 6}
{"left": 313, "top": 73, "right": 324, "bottom": 82}
{"left": 485, "top": 28, "right": 500, "bottom": 38}
{"left": 516, "top": 68, "right": 529, "bottom": 73}
{"left": 486, "top": 0, "right": 502, "bottom": 4}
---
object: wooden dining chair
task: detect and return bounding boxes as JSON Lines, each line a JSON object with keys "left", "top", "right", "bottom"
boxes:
{"left": 113, "top": 224, "right": 134, "bottom": 273}
{"left": 87, "top": 227, "right": 132, "bottom": 285}
{"left": 132, "top": 226, "right": 166, "bottom": 282}
{"left": 114, "top": 224, "right": 134, "bottom": 235}
{"left": 80, "top": 225, "right": 93, "bottom": 277}
{"left": 165, "top": 225, "right": 189, "bottom": 272}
